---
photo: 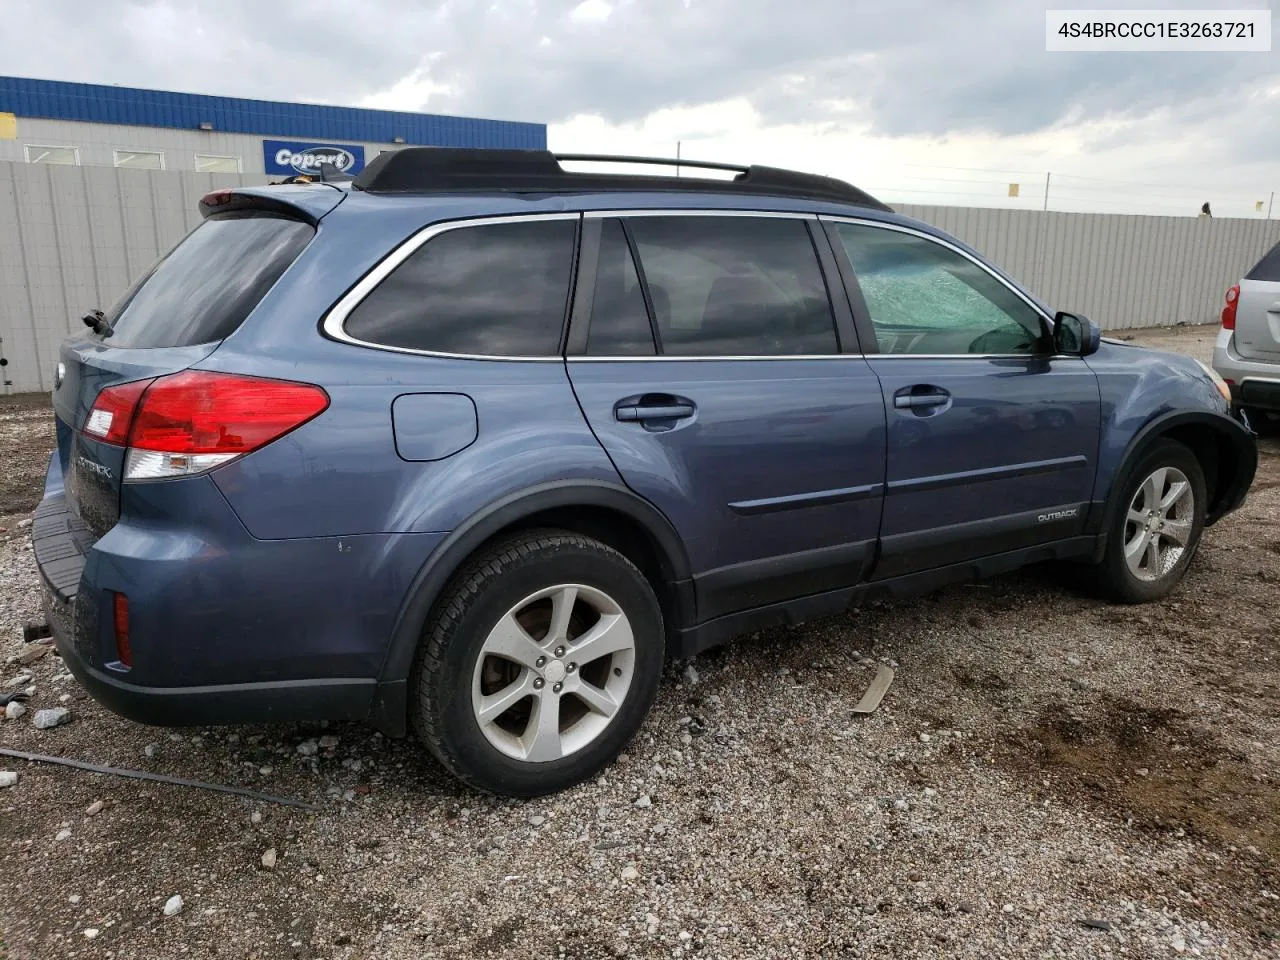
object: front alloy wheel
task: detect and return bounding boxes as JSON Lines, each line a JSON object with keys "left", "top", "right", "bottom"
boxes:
{"left": 1094, "top": 439, "right": 1206, "bottom": 604}
{"left": 1123, "top": 466, "right": 1195, "bottom": 581}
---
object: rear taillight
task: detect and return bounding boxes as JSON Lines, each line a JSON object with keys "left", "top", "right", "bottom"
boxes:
{"left": 84, "top": 371, "right": 329, "bottom": 480}
{"left": 112, "top": 592, "right": 132, "bottom": 668}
{"left": 1222, "top": 284, "right": 1240, "bottom": 330}
{"left": 83, "top": 379, "right": 153, "bottom": 444}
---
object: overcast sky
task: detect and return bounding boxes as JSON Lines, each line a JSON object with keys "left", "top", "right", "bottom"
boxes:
{"left": 4, "top": 0, "right": 1279, "bottom": 216}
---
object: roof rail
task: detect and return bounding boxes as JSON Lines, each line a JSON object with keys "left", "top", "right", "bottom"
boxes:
{"left": 351, "top": 148, "right": 890, "bottom": 211}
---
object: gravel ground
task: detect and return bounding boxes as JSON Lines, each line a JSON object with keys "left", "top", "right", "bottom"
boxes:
{"left": 1, "top": 324, "right": 1277, "bottom": 960}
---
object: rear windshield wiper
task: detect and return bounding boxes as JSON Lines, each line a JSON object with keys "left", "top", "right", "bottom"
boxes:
{"left": 81, "top": 309, "right": 113, "bottom": 337}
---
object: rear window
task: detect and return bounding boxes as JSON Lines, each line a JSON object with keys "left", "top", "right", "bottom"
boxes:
{"left": 104, "top": 212, "right": 314, "bottom": 348}
{"left": 343, "top": 218, "right": 577, "bottom": 356}
{"left": 1246, "top": 241, "right": 1280, "bottom": 282}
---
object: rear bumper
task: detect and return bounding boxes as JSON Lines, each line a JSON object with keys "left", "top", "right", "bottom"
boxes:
{"left": 36, "top": 497, "right": 378, "bottom": 727}
{"left": 32, "top": 464, "right": 444, "bottom": 729}
{"left": 1213, "top": 329, "right": 1280, "bottom": 412}
{"left": 49, "top": 618, "right": 376, "bottom": 727}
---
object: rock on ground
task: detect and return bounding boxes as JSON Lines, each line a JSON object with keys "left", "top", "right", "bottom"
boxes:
{"left": 32, "top": 706, "right": 70, "bottom": 729}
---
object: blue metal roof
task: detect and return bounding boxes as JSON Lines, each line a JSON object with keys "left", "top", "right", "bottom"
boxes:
{"left": 0, "top": 76, "right": 546, "bottom": 149}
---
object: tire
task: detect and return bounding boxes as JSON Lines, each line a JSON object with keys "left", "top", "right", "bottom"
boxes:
{"left": 1092, "top": 439, "right": 1207, "bottom": 604}
{"left": 410, "top": 530, "right": 664, "bottom": 797}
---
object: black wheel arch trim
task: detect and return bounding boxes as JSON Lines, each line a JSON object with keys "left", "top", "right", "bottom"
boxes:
{"left": 1091, "top": 409, "right": 1256, "bottom": 538}
{"left": 376, "top": 480, "right": 692, "bottom": 695}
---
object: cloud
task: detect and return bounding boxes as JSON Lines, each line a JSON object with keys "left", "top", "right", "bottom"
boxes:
{"left": 1, "top": 0, "right": 1277, "bottom": 215}
{"left": 4, "top": 0, "right": 1276, "bottom": 140}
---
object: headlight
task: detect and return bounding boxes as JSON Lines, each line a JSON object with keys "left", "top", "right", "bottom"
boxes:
{"left": 1195, "top": 360, "right": 1232, "bottom": 404}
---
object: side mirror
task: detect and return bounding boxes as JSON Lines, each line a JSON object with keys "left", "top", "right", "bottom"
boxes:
{"left": 1053, "top": 311, "right": 1101, "bottom": 357}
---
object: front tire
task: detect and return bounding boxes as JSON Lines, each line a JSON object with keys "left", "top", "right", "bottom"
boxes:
{"left": 1093, "top": 439, "right": 1206, "bottom": 604}
{"left": 410, "top": 530, "right": 664, "bottom": 797}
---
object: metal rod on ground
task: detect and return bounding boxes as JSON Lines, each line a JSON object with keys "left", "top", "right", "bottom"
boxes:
{"left": 0, "top": 747, "right": 322, "bottom": 811}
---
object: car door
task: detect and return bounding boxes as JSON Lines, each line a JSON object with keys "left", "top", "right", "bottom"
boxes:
{"left": 566, "top": 212, "right": 887, "bottom": 622}
{"left": 823, "top": 217, "right": 1101, "bottom": 579}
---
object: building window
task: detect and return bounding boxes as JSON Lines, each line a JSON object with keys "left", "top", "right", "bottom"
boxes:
{"left": 25, "top": 145, "right": 79, "bottom": 165}
{"left": 195, "top": 154, "right": 241, "bottom": 173}
{"left": 114, "top": 150, "right": 165, "bottom": 170}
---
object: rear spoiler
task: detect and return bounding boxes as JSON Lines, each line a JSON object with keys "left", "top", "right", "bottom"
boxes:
{"left": 198, "top": 183, "right": 346, "bottom": 224}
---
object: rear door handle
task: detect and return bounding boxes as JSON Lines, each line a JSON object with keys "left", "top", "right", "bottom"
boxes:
{"left": 616, "top": 403, "right": 696, "bottom": 422}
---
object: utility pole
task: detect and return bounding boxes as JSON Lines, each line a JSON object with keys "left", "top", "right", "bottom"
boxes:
{"left": 1043, "top": 172, "right": 1051, "bottom": 212}
{"left": 1269, "top": 191, "right": 1275, "bottom": 219}
{"left": 675, "top": 140, "right": 681, "bottom": 178}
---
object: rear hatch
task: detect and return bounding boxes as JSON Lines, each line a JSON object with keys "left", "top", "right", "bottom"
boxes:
{"left": 53, "top": 202, "right": 319, "bottom": 539}
{"left": 1232, "top": 240, "right": 1280, "bottom": 361}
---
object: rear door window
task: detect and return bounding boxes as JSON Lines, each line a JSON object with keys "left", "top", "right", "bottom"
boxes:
{"left": 344, "top": 218, "right": 577, "bottom": 356}
{"left": 106, "top": 212, "right": 314, "bottom": 348}
{"left": 623, "top": 216, "right": 839, "bottom": 356}
{"left": 1246, "top": 241, "right": 1280, "bottom": 281}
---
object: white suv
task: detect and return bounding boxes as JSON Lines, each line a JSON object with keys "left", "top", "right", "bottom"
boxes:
{"left": 1213, "top": 240, "right": 1280, "bottom": 430}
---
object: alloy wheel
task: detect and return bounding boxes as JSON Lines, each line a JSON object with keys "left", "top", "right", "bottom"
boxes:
{"left": 470, "top": 584, "right": 636, "bottom": 762}
{"left": 1123, "top": 466, "right": 1195, "bottom": 582}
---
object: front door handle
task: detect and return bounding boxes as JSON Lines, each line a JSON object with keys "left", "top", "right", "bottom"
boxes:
{"left": 616, "top": 403, "right": 696, "bottom": 422}
{"left": 893, "top": 389, "right": 950, "bottom": 410}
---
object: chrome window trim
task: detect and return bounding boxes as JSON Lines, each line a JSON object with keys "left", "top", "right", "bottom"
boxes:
{"left": 324, "top": 208, "right": 1064, "bottom": 364}
{"left": 570, "top": 353, "right": 1081, "bottom": 363}
{"left": 322, "top": 212, "right": 580, "bottom": 361}
{"left": 868, "top": 353, "right": 1081, "bottom": 361}
{"left": 819, "top": 214, "right": 1055, "bottom": 326}
{"left": 583, "top": 209, "right": 816, "bottom": 220}
{"left": 570, "top": 354, "right": 865, "bottom": 363}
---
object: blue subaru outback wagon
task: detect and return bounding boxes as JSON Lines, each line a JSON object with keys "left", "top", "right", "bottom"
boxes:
{"left": 33, "top": 149, "right": 1256, "bottom": 796}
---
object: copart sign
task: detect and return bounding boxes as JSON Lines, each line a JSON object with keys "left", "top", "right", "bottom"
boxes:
{"left": 262, "top": 140, "right": 365, "bottom": 176}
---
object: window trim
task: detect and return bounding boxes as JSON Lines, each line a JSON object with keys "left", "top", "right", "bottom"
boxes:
{"left": 24, "top": 144, "right": 79, "bottom": 165}
{"left": 582, "top": 209, "right": 815, "bottom": 221}
{"left": 113, "top": 148, "right": 166, "bottom": 170}
{"left": 322, "top": 212, "right": 581, "bottom": 361}
{"left": 569, "top": 209, "right": 850, "bottom": 360}
{"left": 820, "top": 215, "right": 1055, "bottom": 359}
{"left": 194, "top": 153, "right": 243, "bottom": 174}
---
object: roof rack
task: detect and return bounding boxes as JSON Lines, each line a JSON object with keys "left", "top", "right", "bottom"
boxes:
{"left": 351, "top": 148, "right": 890, "bottom": 211}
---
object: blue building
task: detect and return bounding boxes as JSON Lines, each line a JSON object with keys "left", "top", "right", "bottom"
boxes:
{"left": 0, "top": 76, "right": 546, "bottom": 175}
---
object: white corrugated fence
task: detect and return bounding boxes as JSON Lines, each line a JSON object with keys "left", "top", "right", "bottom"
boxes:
{"left": 2, "top": 161, "right": 1278, "bottom": 393}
